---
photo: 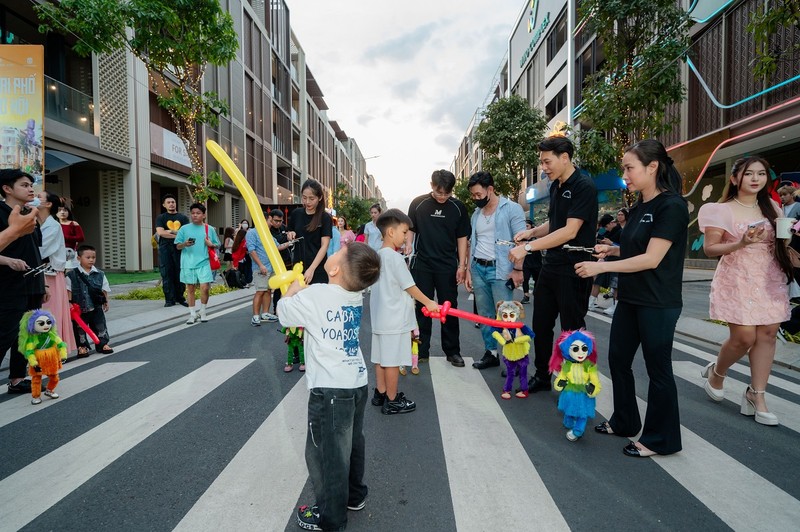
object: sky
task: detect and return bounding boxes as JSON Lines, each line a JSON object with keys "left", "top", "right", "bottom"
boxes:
{"left": 286, "top": 1, "right": 526, "bottom": 213}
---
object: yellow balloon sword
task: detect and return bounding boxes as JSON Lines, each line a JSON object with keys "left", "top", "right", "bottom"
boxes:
{"left": 206, "top": 139, "right": 305, "bottom": 294}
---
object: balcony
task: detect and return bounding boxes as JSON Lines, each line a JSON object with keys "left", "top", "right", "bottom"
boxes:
{"left": 44, "top": 76, "right": 94, "bottom": 135}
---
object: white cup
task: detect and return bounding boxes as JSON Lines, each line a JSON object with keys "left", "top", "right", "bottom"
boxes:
{"left": 776, "top": 217, "right": 793, "bottom": 239}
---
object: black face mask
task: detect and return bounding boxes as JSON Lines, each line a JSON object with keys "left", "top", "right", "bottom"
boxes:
{"left": 474, "top": 197, "right": 490, "bottom": 209}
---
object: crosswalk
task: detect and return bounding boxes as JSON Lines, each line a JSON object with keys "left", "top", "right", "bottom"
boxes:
{"left": 0, "top": 325, "right": 798, "bottom": 531}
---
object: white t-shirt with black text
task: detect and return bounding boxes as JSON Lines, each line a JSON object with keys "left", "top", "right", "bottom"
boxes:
{"left": 277, "top": 283, "right": 368, "bottom": 389}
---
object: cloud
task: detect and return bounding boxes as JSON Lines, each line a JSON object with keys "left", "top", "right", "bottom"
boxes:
{"left": 435, "top": 132, "right": 460, "bottom": 150}
{"left": 362, "top": 22, "right": 440, "bottom": 63}
{"left": 390, "top": 78, "right": 420, "bottom": 100}
{"left": 357, "top": 114, "right": 376, "bottom": 126}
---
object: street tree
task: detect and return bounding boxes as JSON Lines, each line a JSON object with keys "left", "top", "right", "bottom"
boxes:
{"left": 36, "top": 0, "right": 238, "bottom": 203}
{"left": 574, "top": 0, "right": 691, "bottom": 181}
{"left": 474, "top": 95, "right": 549, "bottom": 202}
{"left": 332, "top": 183, "right": 376, "bottom": 229}
{"left": 747, "top": 1, "right": 800, "bottom": 79}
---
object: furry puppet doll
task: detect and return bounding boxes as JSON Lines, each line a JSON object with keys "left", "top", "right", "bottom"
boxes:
{"left": 19, "top": 309, "right": 68, "bottom": 405}
{"left": 491, "top": 301, "right": 534, "bottom": 399}
{"left": 549, "top": 329, "right": 601, "bottom": 441}
{"left": 282, "top": 326, "right": 305, "bottom": 373}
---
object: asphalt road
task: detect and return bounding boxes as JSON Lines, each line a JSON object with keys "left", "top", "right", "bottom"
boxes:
{"left": 1, "top": 287, "right": 798, "bottom": 531}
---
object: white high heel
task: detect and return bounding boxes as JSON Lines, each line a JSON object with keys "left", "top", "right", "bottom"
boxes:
{"left": 700, "top": 362, "right": 725, "bottom": 402}
{"left": 740, "top": 386, "right": 779, "bottom": 426}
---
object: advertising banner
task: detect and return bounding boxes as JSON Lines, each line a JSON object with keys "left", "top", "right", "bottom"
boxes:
{"left": 0, "top": 45, "right": 45, "bottom": 189}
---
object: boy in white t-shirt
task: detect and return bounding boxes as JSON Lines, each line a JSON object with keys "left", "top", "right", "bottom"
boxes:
{"left": 370, "top": 209, "right": 439, "bottom": 414}
{"left": 277, "top": 242, "right": 380, "bottom": 532}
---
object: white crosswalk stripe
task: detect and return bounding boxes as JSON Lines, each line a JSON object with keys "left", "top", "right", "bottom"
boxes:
{"left": 0, "top": 359, "right": 254, "bottom": 531}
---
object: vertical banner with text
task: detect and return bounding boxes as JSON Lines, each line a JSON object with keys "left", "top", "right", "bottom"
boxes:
{"left": 0, "top": 45, "right": 45, "bottom": 191}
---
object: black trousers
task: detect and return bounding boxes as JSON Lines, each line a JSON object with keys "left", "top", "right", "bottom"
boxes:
{"left": 158, "top": 245, "right": 185, "bottom": 304}
{"left": 532, "top": 267, "right": 592, "bottom": 377}
{"left": 412, "top": 267, "right": 460, "bottom": 358}
{"left": 607, "top": 302, "right": 682, "bottom": 455}
{"left": 72, "top": 307, "right": 110, "bottom": 349}
{"left": 0, "top": 295, "right": 44, "bottom": 380}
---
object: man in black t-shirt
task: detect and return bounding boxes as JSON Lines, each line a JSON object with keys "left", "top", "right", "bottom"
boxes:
{"left": 509, "top": 137, "right": 598, "bottom": 392}
{"left": 267, "top": 209, "right": 290, "bottom": 313}
{"left": 155, "top": 194, "right": 190, "bottom": 307}
{"left": 0, "top": 169, "right": 48, "bottom": 394}
{"left": 406, "top": 170, "right": 471, "bottom": 367}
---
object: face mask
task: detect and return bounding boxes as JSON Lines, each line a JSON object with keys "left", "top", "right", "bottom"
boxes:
{"left": 474, "top": 197, "right": 490, "bottom": 209}
{"left": 26, "top": 197, "right": 41, "bottom": 208}
{"left": 241, "top": 223, "right": 249, "bottom": 230}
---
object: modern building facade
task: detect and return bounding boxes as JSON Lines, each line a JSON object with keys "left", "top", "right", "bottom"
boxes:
{"left": 454, "top": 0, "right": 799, "bottom": 261}
{"left": 1, "top": 0, "right": 382, "bottom": 271}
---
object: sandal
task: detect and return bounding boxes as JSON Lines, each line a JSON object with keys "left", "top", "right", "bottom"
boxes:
{"left": 284, "top": 364, "right": 294, "bottom": 373}
{"left": 515, "top": 390, "right": 529, "bottom": 399}
{"left": 500, "top": 391, "right": 512, "bottom": 400}
{"left": 299, "top": 364, "right": 306, "bottom": 372}
{"left": 77, "top": 347, "right": 90, "bottom": 358}
{"left": 100, "top": 346, "right": 114, "bottom": 354}
{"left": 594, "top": 421, "right": 615, "bottom": 435}
{"left": 411, "top": 366, "right": 420, "bottom": 375}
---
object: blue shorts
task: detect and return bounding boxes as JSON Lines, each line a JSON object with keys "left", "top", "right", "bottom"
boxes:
{"left": 180, "top": 264, "right": 214, "bottom": 284}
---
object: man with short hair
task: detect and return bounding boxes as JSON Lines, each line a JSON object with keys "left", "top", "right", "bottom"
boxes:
{"left": 247, "top": 219, "right": 292, "bottom": 326}
{"left": 0, "top": 169, "right": 48, "bottom": 394}
{"left": 510, "top": 136, "right": 598, "bottom": 392}
{"left": 155, "top": 194, "right": 189, "bottom": 307}
{"left": 406, "top": 170, "right": 471, "bottom": 367}
{"left": 778, "top": 185, "right": 800, "bottom": 219}
{"left": 175, "top": 203, "right": 219, "bottom": 324}
{"left": 267, "top": 209, "right": 291, "bottom": 314}
{"left": 465, "top": 171, "right": 527, "bottom": 370}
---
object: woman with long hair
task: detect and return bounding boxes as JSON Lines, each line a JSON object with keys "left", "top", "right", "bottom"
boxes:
{"left": 37, "top": 191, "right": 78, "bottom": 354}
{"left": 575, "top": 139, "right": 689, "bottom": 458}
{"left": 55, "top": 203, "right": 84, "bottom": 252}
{"left": 222, "top": 227, "right": 235, "bottom": 269}
{"left": 287, "top": 179, "right": 333, "bottom": 284}
{"left": 337, "top": 216, "right": 356, "bottom": 246}
{"left": 232, "top": 220, "right": 253, "bottom": 285}
{"left": 698, "top": 156, "right": 792, "bottom": 426}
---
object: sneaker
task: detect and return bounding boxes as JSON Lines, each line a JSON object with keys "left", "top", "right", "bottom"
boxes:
{"left": 199, "top": 311, "right": 208, "bottom": 323}
{"left": 260, "top": 312, "right": 278, "bottom": 322}
{"left": 588, "top": 302, "right": 602, "bottom": 311}
{"left": 603, "top": 304, "right": 616, "bottom": 316}
{"left": 371, "top": 388, "right": 386, "bottom": 406}
{"left": 31, "top": 397, "right": 42, "bottom": 405}
{"left": 7, "top": 380, "right": 32, "bottom": 394}
{"left": 251, "top": 316, "right": 261, "bottom": 327}
{"left": 347, "top": 499, "right": 367, "bottom": 511}
{"left": 186, "top": 315, "right": 199, "bottom": 325}
{"left": 43, "top": 389, "right": 59, "bottom": 399}
{"left": 381, "top": 392, "right": 416, "bottom": 415}
{"left": 296, "top": 504, "right": 321, "bottom": 531}
{"left": 521, "top": 295, "right": 530, "bottom": 304}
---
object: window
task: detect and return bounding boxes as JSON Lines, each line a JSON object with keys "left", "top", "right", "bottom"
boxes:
{"left": 545, "top": 87, "right": 567, "bottom": 119}
{"left": 546, "top": 13, "right": 567, "bottom": 64}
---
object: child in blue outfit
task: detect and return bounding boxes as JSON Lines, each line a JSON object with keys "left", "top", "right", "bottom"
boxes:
{"left": 175, "top": 203, "right": 219, "bottom": 324}
{"left": 277, "top": 242, "right": 381, "bottom": 531}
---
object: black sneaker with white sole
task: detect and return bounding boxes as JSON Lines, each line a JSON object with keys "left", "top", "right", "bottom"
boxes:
{"left": 347, "top": 498, "right": 366, "bottom": 511}
{"left": 381, "top": 392, "right": 416, "bottom": 415}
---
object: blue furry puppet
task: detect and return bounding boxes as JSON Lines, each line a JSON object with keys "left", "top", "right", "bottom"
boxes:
{"left": 19, "top": 309, "right": 68, "bottom": 405}
{"left": 549, "top": 329, "right": 601, "bottom": 441}
{"left": 491, "top": 301, "right": 534, "bottom": 400}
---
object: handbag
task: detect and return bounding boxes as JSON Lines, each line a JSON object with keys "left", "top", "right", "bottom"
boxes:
{"left": 206, "top": 224, "right": 221, "bottom": 270}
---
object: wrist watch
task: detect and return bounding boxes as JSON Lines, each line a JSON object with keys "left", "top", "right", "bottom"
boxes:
{"left": 524, "top": 243, "right": 533, "bottom": 253}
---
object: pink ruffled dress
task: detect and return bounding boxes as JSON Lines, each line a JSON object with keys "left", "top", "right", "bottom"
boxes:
{"left": 698, "top": 202, "right": 790, "bottom": 325}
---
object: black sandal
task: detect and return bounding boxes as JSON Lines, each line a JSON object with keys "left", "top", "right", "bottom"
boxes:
{"left": 100, "top": 345, "right": 114, "bottom": 354}
{"left": 77, "top": 347, "right": 90, "bottom": 358}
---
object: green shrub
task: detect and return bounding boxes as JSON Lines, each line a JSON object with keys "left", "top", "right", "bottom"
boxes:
{"left": 114, "top": 284, "right": 237, "bottom": 300}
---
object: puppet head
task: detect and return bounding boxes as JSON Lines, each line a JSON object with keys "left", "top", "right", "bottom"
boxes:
{"left": 24, "top": 309, "right": 58, "bottom": 335}
{"left": 549, "top": 329, "right": 597, "bottom": 374}
{"left": 495, "top": 300, "right": 524, "bottom": 323}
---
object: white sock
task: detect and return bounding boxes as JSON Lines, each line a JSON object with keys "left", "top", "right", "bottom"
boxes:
{"left": 189, "top": 306, "right": 196, "bottom": 316}
{"left": 490, "top": 349, "right": 497, "bottom": 356}
{"left": 589, "top": 296, "right": 596, "bottom": 306}
{"left": 253, "top": 314, "right": 260, "bottom": 319}
{"left": 200, "top": 303, "right": 207, "bottom": 313}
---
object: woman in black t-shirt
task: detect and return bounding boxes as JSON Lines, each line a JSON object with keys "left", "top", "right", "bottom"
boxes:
{"left": 575, "top": 139, "right": 688, "bottom": 458}
{"left": 287, "top": 179, "right": 332, "bottom": 285}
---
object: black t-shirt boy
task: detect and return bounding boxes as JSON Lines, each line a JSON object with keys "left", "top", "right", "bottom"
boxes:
{"left": 542, "top": 168, "right": 598, "bottom": 271}
{"left": 407, "top": 194, "right": 471, "bottom": 272}
{"left": 618, "top": 192, "right": 688, "bottom": 308}
{"left": 0, "top": 202, "right": 45, "bottom": 309}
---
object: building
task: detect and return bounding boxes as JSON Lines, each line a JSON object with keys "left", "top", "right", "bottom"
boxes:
{"left": 1, "top": 0, "right": 382, "bottom": 271}
{"left": 455, "top": 0, "right": 799, "bottom": 260}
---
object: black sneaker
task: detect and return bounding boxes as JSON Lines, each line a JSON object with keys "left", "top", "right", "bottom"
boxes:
{"left": 296, "top": 504, "right": 321, "bottom": 531}
{"left": 347, "top": 498, "right": 367, "bottom": 511}
{"left": 472, "top": 351, "right": 499, "bottom": 369}
{"left": 371, "top": 388, "right": 386, "bottom": 406}
{"left": 521, "top": 295, "right": 530, "bottom": 304}
{"left": 7, "top": 380, "right": 32, "bottom": 394}
{"left": 381, "top": 392, "right": 416, "bottom": 415}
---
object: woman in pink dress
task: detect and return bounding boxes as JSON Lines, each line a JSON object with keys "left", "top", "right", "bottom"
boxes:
{"left": 698, "top": 156, "right": 793, "bottom": 426}
{"left": 336, "top": 216, "right": 356, "bottom": 246}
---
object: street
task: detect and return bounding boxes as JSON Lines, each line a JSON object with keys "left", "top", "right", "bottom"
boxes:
{"left": 0, "top": 287, "right": 799, "bottom": 531}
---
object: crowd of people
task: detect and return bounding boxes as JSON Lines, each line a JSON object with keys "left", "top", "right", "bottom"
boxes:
{"left": 3, "top": 131, "right": 797, "bottom": 530}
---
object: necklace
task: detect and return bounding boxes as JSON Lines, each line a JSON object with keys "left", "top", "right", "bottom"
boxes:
{"left": 482, "top": 211, "right": 495, "bottom": 224}
{"left": 734, "top": 197, "right": 757, "bottom": 209}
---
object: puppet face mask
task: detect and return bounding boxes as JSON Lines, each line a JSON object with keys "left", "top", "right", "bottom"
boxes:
{"left": 34, "top": 316, "right": 53, "bottom": 334}
{"left": 569, "top": 340, "right": 589, "bottom": 362}
{"left": 496, "top": 301, "right": 523, "bottom": 323}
